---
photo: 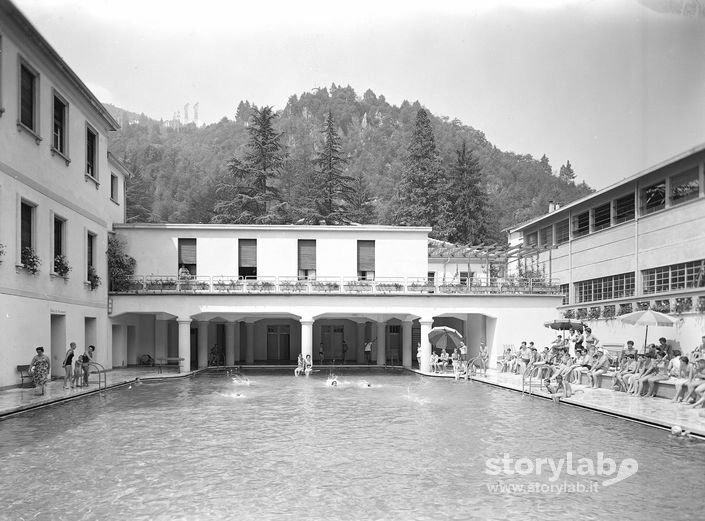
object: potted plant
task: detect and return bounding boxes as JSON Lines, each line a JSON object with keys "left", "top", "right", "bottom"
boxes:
{"left": 603, "top": 305, "right": 616, "bottom": 319}
{"left": 618, "top": 303, "right": 633, "bottom": 316}
{"left": 674, "top": 297, "right": 692, "bottom": 314}
{"left": 588, "top": 307, "right": 601, "bottom": 320}
{"left": 21, "top": 246, "right": 41, "bottom": 275}
{"left": 87, "top": 265, "right": 102, "bottom": 290}
{"left": 562, "top": 309, "right": 575, "bottom": 319}
{"left": 54, "top": 254, "right": 71, "bottom": 278}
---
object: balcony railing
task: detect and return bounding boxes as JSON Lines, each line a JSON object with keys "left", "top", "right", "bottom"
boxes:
{"left": 111, "top": 275, "right": 562, "bottom": 296}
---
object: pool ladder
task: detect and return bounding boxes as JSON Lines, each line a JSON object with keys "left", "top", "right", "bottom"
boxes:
{"left": 88, "top": 362, "right": 107, "bottom": 390}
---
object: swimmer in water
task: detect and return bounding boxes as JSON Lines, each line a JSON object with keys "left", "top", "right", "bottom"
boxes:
{"left": 359, "top": 379, "right": 371, "bottom": 388}
{"left": 327, "top": 375, "right": 338, "bottom": 386}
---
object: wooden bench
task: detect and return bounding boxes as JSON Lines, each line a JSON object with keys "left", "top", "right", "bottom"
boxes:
{"left": 155, "top": 357, "right": 184, "bottom": 373}
{"left": 17, "top": 365, "right": 33, "bottom": 387}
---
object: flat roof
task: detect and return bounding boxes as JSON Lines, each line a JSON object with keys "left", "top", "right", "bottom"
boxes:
{"left": 508, "top": 141, "right": 705, "bottom": 233}
{"left": 114, "top": 223, "right": 433, "bottom": 233}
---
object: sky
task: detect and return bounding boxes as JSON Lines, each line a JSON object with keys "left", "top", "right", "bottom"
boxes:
{"left": 12, "top": 0, "right": 705, "bottom": 191}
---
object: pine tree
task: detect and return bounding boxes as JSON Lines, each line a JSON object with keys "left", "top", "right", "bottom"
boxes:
{"left": 347, "top": 169, "right": 377, "bottom": 224}
{"left": 559, "top": 160, "right": 576, "bottom": 183}
{"left": 212, "top": 106, "right": 285, "bottom": 223}
{"left": 447, "top": 141, "right": 488, "bottom": 244}
{"left": 393, "top": 108, "right": 449, "bottom": 238}
{"left": 313, "top": 112, "right": 354, "bottom": 223}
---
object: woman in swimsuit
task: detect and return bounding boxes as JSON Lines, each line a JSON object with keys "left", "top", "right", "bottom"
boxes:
{"left": 304, "top": 354, "right": 313, "bottom": 376}
{"left": 295, "top": 353, "right": 304, "bottom": 376}
{"left": 30, "top": 347, "right": 50, "bottom": 396}
{"left": 643, "top": 351, "right": 670, "bottom": 397}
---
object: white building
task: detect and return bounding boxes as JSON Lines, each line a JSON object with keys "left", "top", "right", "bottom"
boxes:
{"left": 109, "top": 224, "right": 563, "bottom": 373}
{"left": 0, "top": 1, "right": 127, "bottom": 388}
{"left": 508, "top": 144, "right": 705, "bottom": 353}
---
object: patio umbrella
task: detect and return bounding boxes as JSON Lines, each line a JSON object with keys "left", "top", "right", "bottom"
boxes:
{"left": 428, "top": 326, "right": 464, "bottom": 351}
{"left": 544, "top": 319, "right": 585, "bottom": 331}
{"left": 619, "top": 309, "right": 678, "bottom": 352}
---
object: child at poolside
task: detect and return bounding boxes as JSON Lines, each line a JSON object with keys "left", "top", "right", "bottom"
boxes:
{"left": 304, "top": 354, "right": 313, "bottom": 376}
{"left": 295, "top": 353, "right": 304, "bottom": 376}
{"left": 550, "top": 375, "right": 574, "bottom": 403}
{"left": 671, "top": 356, "right": 691, "bottom": 402}
{"left": 643, "top": 351, "right": 670, "bottom": 398}
{"left": 614, "top": 354, "right": 637, "bottom": 392}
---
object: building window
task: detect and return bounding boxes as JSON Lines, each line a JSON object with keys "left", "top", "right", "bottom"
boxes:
{"left": 459, "top": 271, "right": 470, "bottom": 285}
{"left": 574, "top": 273, "right": 635, "bottom": 304}
{"left": 52, "top": 93, "right": 68, "bottom": 155}
{"left": 178, "top": 238, "right": 197, "bottom": 277}
{"left": 427, "top": 272, "right": 435, "bottom": 285}
{"left": 560, "top": 284, "right": 569, "bottom": 305}
{"left": 670, "top": 167, "right": 699, "bottom": 206}
{"left": 555, "top": 219, "right": 569, "bottom": 245}
{"left": 593, "top": 202, "right": 611, "bottom": 231}
{"left": 20, "top": 200, "right": 35, "bottom": 252}
{"left": 643, "top": 259, "right": 705, "bottom": 295}
{"left": 524, "top": 231, "right": 538, "bottom": 248}
{"left": 19, "top": 61, "right": 39, "bottom": 133}
{"left": 110, "top": 173, "right": 119, "bottom": 202}
{"left": 539, "top": 225, "right": 552, "bottom": 248}
{"left": 572, "top": 211, "right": 589, "bottom": 237}
{"left": 86, "top": 231, "right": 96, "bottom": 279}
{"left": 640, "top": 181, "right": 665, "bottom": 215}
{"left": 53, "top": 216, "right": 65, "bottom": 258}
{"left": 238, "top": 239, "right": 257, "bottom": 279}
{"left": 614, "top": 193, "right": 635, "bottom": 224}
{"left": 297, "top": 239, "right": 316, "bottom": 280}
{"left": 86, "top": 126, "right": 98, "bottom": 179}
{"left": 357, "top": 240, "right": 375, "bottom": 281}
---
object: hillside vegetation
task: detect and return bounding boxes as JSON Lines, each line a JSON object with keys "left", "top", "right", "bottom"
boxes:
{"left": 106, "top": 84, "right": 591, "bottom": 243}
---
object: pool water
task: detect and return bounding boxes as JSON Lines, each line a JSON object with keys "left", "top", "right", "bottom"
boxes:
{"left": 1, "top": 369, "right": 703, "bottom": 520}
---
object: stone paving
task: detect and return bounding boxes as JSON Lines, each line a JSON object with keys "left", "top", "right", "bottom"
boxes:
{"left": 3, "top": 365, "right": 705, "bottom": 437}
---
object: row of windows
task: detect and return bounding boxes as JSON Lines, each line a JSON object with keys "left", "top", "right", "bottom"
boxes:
{"left": 1, "top": 37, "right": 102, "bottom": 182}
{"left": 574, "top": 273, "right": 635, "bottom": 304}
{"left": 20, "top": 199, "right": 97, "bottom": 280}
{"left": 176, "top": 239, "right": 377, "bottom": 280}
{"left": 643, "top": 259, "right": 705, "bottom": 295}
{"left": 524, "top": 164, "right": 702, "bottom": 248}
{"left": 570, "top": 260, "right": 705, "bottom": 304}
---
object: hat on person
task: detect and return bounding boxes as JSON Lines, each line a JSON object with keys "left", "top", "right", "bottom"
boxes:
{"left": 35, "top": 346, "right": 44, "bottom": 353}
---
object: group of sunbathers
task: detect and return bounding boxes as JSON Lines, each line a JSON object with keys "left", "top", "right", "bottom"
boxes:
{"left": 497, "top": 332, "right": 705, "bottom": 406}
{"left": 426, "top": 342, "right": 489, "bottom": 379}
{"left": 294, "top": 353, "right": 313, "bottom": 376}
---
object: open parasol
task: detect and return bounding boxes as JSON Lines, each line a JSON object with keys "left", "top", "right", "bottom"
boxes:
{"left": 618, "top": 309, "right": 678, "bottom": 352}
{"left": 428, "top": 326, "right": 464, "bottom": 351}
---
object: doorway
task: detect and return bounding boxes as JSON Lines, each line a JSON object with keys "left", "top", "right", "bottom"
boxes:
{"left": 267, "top": 325, "right": 290, "bottom": 362}
{"left": 320, "top": 325, "right": 345, "bottom": 363}
{"left": 50, "top": 314, "right": 66, "bottom": 378}
{"left": 388, "top": 324, "right": 401, "bottom": 365}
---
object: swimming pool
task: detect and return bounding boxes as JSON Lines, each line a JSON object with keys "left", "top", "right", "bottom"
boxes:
{"left": 1, "top": 369, "right": 703, "bottom": 520}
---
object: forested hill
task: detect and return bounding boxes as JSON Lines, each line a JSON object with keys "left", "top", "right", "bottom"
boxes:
{"left": 105, "top": 85, "right": 592, "bottom": 242}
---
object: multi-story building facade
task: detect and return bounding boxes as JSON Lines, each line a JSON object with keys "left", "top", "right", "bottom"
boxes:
{"left": 109, "top": 224, "right": 563, "bottom": 373}
{"left": 0, "top": 1, "right": 127, "bottom": 388}
{"left": 508, "top": 144, "right": 705, "bottom": 352}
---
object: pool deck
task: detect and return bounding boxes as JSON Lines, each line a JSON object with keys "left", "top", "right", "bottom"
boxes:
{"left": 2, "top": 365, "right": 705, "bottom": 438}
{"left": 417, "top": 368, "right": 705, "bottom": 438}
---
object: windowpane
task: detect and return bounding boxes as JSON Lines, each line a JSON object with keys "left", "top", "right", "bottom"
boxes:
{"left": 357, "top": 240, "right": 375, "bottom": 271}
{"left": 298, "top": 240, "right": 316, "bottom": 270}
{"left": 572, "top": 211, "right": 589, "bottom": 237}
{"left": 525, "top": 232, "right": 538, "bottom": 248}
{"left": 671, "top": 167, "right": 699, "bottom": 205}
{"left": 86, "top": 127, "right": 97, "bottom": 177}
{"left": 53, "top": 96, "right": 66, "bottom": 153}
{"left": 178, "top": 238, "right": 197, "bottom": 276}
{"left": 54, "top": 218, "right": 63, "bottom": 257}
{"left": 539, "top": 226, "right": 553, "bottom": 248}
{"left": 593, "top": 202, "right": 611, "bottom": 231}
{"left": 20, "top": 64, "right": 36, "bottom": 130}
{"left": 640, "top": 182, "right": 665, "bottom": 215}
{"left": 643, "top": 259, "right": 705, "bottom": 294}
{"left": 110, "top": 174, "right": 118, "bottom": 200}
{"left": 239, "top": 239, "right": 257, "bottom": 278}
{"left": 555, "top": 219, "right": 569, "bottom": 244}
{"left": 614, "top": 194, "right": 635, "bottom": 224}
{"left": 21, "top": 202, "right": 33, "bottom": 251}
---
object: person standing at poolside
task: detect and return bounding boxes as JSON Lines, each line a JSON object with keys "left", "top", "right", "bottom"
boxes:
{"left": 364, "top": 339, "right": 374, "bottom": 364}
{"left": 319, "top": 342, "right": 325, "bottom": 365}
{"left": 82, "top": 345, "right": 95, "bottom": 386}
{"left": 416, "top": 342, "right": 422, "bottom": 368}
{"left": 29, "top": 347, "right": 50, "bottom": 396}
{"left": 342, "top": 340, "right": 348, "bottom": 364}
{"left": 62, "top": 342, "right": 76, "bottom": 389}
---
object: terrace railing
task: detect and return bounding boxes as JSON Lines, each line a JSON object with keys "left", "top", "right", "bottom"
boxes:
{"left": 112, "top": 275, "right": 562, "bottom": 296}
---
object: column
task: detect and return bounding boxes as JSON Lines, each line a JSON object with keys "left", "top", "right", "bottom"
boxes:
{"left": 419, "top": 318, "right": 434, "bottom": 373}
{"left": 402, "top": 320, "right": 413, "bottom": 368}
{"left": 225, "top": 321, "right": 237, "bottom": 366}
{"left": 356, "top": 322, "right": 366, "bottom": 364}
{"left": 376, "top": 321, "right": 386, "bottom": 366}
{"left": 245, "top": 322, "right": 255, "bottom": 365}
{"left": 197, "top": 321, "right": 209, "bottom": 368}
{"left": 300, "top": 319, "right": 314, "bottom": 361}
{"left": 155, "top": 319, "right": 168, "bottom": 363}
{"left": 177, "top": 318, "right": 192, "bottom": 373}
